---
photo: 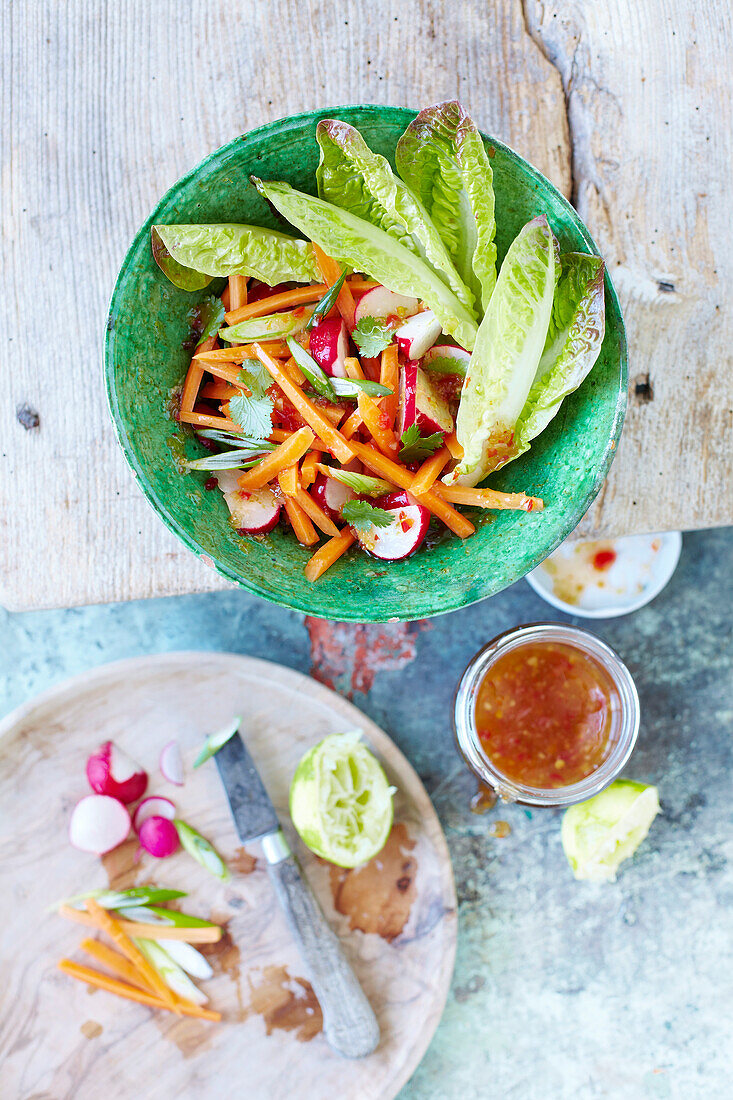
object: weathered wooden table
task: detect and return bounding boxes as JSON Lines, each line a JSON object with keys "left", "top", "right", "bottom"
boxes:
{"left": 2, "top": 1, "right": 730, "bottom": 610}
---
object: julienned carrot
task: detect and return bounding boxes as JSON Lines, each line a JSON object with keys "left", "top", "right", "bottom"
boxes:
{"left": 253, "top": 344, "right": 354, "bottom": 463}
{"left": 346, "top": 277, "right": 378, "bottom": 292}
{"left": 200, "top": 381, "right": 239, "bottom": 401}
{"left": 224, "top": 284, "right": 327, "bottom": 325}
{"left": 349, "top": 442, "right": 475, "bottom": 538}
{"left": 293, "top": 487, "right": 340, "bottom": 537}
{"left": 220, "top": 284, "right": 231, "bottom": 311}
{"left": 58, "top": 905, "right": 222, "bottom": 943}
{"left": 202, "top": 362, "right": 247, "bottom": 387}
{"left": 84, "top": 899, "right": 178, "bottom": 1012}
{"left": 313, "top": 244, "right": 356, "bottom": 330}
{"left": 340, "top": 408, "right": 363, "bottom": 440}
{"left": 434, "top": 484, "right": 544, "bottom": 511}
{"left": 178, "top": 410, "right": 242, "bottom": 432}
{"left": 79, "top": 937, "right": 154, "bottom": 993}
{"left": 181, "top": 335, "right": 217, "bottom": 413}
{"left": 379, "top": 345, "right": 399, "bottom": 429}
{"left": 57, "top": 960, "right": 221, "bottom": 1021}
{"left": 300, "top": 449, "right": 320, "bottom": 488}
{"left": 357, "top": 391, "right": 399, "bottom": 457}
{"left": 445, "top": 431, "right": 463, "bottom": 460}
{"left": 410, "top": 446, "right": 451, "bottom": 496}
{"left": 283, "top": 497, "right": 318, "bottom": 545}
{"left": 343, "top": 356, "right": 365, "bottom": 381}
{"left": 282, "top": 355, "right": 306, "bottom": 386}
{"left": 305, "top": 529, "right": 356, "bottom": 581}
{"left": 238, "top": 427, "right": 315, "bottom": 490}
{"left": 228, "top": 275, "right": 248, "bottom": 312}
{"left": 194, "top": 342, "right": 289, "bottom": 363}
{"left": 277, "top": 464, "right": 300, "bottom": 497}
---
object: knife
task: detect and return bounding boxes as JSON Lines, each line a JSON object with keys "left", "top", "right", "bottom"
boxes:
{"left": 215, "top": 733, "right": 380, "bottom": 1058}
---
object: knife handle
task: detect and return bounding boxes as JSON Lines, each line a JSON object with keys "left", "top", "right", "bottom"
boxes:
{"left": 265, "top": 847, "right": 380, "bottom": 1058}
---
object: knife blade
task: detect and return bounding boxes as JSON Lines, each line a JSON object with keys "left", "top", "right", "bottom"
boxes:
{"left": 215, "top": 733, "right": 380, "bottom": 1059}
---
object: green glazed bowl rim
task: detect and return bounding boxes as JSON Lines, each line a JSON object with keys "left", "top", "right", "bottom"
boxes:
{"left": 105, "top": 104, "right": 627, "bottom": 621}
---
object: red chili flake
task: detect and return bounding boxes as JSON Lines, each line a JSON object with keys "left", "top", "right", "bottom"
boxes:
{"left": 593, "top": 549, "right": 617, "bottom": 571}
{"left": 400, "top": 517, "right": 414, "bottom": 532}
{"left": 239, "top": 490, "right": 251, "bottom": 501}
{"left": 204, "top": 477, "right": 217, "bottom": 491}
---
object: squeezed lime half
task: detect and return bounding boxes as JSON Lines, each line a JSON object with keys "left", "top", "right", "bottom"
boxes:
{"left": 561, "top": 779, "right": 661, "bottom": 882}
{"left": 289, "top": 732, "right": 394, "bottom": 868}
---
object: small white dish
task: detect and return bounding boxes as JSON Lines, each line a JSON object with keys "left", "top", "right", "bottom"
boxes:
{"left": 526, "top": 531, "right": 682, "bottom": 618}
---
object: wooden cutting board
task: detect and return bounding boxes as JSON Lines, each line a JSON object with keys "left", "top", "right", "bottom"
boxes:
{"left": 0, "top": 653, "right": 456, "bottom": 1100}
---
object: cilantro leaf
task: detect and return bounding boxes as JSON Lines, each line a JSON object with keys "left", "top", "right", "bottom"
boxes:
{"left": 351, "top": 316, "right": 394, "bottom": 358}
{"left": 227, "top": 389, "right": 274, "bottom": 438}
{"left": 237, "top": 360, "right": 272, "bottom": 399}
{"left": 399, "top": 424, "right": 443, "bottom": 463}
{"left": 422, "top": 355, "right": 467, "bottom": 378}
{"left": 340, "top": 499, "right": 394, "bottom": 531}
{"left": 327, "top": 469, "right": 393, "bottom": 496}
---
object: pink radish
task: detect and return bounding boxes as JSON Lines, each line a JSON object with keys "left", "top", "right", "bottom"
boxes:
{"left": 133, "top": 795, "right": 176, "bottom": 832}
{"left": 69, "top": 795, "right": 131, "bottom": 854}
{"left": 311, "top": 473, "right": 355, "bottom": 521}
{"left": 308, "top": 318, "right": 349, "bottom": 377}
{"left": 138, "top": 815, "right": 180, "bottom": 858}
{"left": 354, "top": 491, "right": 430, "bottom": 561}
{"left": 160, "top": 740, "right": 184, "bottom": 786}
{"left": 85, "top": 741, "right": 148, "bottom": 805}
{"left": 354, "top": 286, "right": 419, "bottom": 324}
{"left": 395, "top": 310, "right": 442, "bottom": 360}
{"left": 421, "top": 343, "right": 471, "bottom": 374}
{"left": 215, "top": 476, "right": 281, "bottom": 535}
{"left": 399, "top": 362, "right": 454, "bottom": 437}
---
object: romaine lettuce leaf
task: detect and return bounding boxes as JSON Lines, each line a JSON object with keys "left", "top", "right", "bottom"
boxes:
{"left": 512, "top": 253, "right": 606, "bottom": 459}
{"left": 151, "top": 228, "right": 213, "bottom": 291}
{"left": 396, "top": 101, "right": 497, "bottom": 312}
{"left": 153, "top": 223, "right": 320, "bottom": 285}
{"left": 316, "top": 119, "right": 476, "bottom": 315}
{"left": 445, "top": 215, "right": 559, "bottom": 486}
{"left": 252, "top": 178, "right": 478, "bottom": 352}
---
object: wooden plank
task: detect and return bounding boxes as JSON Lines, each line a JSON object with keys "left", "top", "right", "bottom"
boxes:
{"left": 1, "top": 0, "right": 728, "bottom": 610}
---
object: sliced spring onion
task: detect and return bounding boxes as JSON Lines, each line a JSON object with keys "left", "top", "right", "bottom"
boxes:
{"left": 185, "top": 451, "right": 265, "bottom": 471}
{"left": 157, "top": 938, "right": 214, "bottom": 980}
{"left": 135, "top": 938, "right": 208, "bottom": 1005}
{"left": 175, "top": 820, "right": 230, "bottom": 882}
{"left": 304, "top": 270, "right": 347, "bottom": 331}
{"left": 193, "top": 715, "right": 241, "bottom": 769}
{"left": 330, "top": 377, "right": 392, "bottom": 398}
{"left": 118, "top": 905, "right": 221, "bottom": 929}
{"left": 286, "top": 337, "right": 337, "bottom": 402}
{"left": 48, "top": 886, "right": 187, "bottom": 913}
{"left": 326, "top": 468, "right": 393, "bottom": 496}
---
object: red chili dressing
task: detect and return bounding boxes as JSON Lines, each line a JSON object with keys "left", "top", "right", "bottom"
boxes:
{"left": 475, "top": 641, "right": 618, "bottom": 788}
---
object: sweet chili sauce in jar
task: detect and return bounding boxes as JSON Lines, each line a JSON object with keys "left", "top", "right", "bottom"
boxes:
{"left": 454, "top": 624, "right": 640, "bottom": 808}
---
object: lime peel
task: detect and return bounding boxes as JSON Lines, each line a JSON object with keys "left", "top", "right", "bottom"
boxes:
{"left": 289, "top": 731, "right": 394, "bottom": 868}
{"left": 561, "top": 779, "right": 661, "bottom": 882}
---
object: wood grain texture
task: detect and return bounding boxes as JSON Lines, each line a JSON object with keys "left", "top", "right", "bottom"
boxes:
{"left": 1, "top": 0, "right": 729, "bottom": 610}
{"left": 0, "top": 653, "right": 457, "bottom": 1100}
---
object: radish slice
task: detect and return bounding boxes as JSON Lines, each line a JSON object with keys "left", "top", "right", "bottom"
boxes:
{"left": 86, "top": 741, "right": 148, "bottom": 805}
{"left": 158, "top": 939, "right": 214, "bottom": 980}
{"left": 395, "top": 310, "right": 442, "bottom": 359}
{"left": 132, "top": 796, "right": 176, "bottom": 833}
{"left": 138, "top": 815, "right": 180, "bottom": 858}
{"left": 160, "top": 740, "right": 184, "bottom": 786}
{"left": 311, "top": 473, "right": 355, "bottom": 521}
{"left": 354, "top": 286, "right": 419, "bottom": 324}
{"left": 217, "top": 479, "right": 282, "bottom": 535}
{"left": 308, "top": 318, "right": 349, "bottom": 378}
{"left": 69, "top": 795, "right": 131, "bottom": 855}
{"left": 399, "top": 362, "right": 454, "bottom": 436}
{"left": 355, "top": 491, "right": 431, "bottom": 561}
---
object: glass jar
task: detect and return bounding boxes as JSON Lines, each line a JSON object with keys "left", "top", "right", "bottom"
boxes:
{"left": 454, "top": 622, "right": 640, "bottom": 808}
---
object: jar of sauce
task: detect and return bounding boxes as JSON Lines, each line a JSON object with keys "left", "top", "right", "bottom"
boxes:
{"left": 454, "top": 623, "right": 640, "bottom": 807}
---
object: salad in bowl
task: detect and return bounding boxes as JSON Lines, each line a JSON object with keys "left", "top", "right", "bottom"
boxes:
{"left": 152, "top": 102, "right": 607, "bottom": 583}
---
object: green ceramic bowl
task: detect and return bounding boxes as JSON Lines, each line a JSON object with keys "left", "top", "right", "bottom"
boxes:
{"left": 105, "top": 105, "right": 627, "bottom": 623}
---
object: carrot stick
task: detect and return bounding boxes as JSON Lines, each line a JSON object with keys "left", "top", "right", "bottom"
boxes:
{"left": 346, "top": 278, "right": 379, "bottom": 292}
{"left": 201, "top": 362, "right": 247, "bottom": 387}
{"left": 84, "top": 899, "right": 177, "bottom": 1012}
{"left": 277, "top": 464, "right": 300, "bottom": 497}
{"left": 433, "top": 484, "right": 544, "bottom": 512}
{"left": 304, "top": 529, "right": 356, "bottom": 582}
{"left": 220, "top": 285, "right": 231, "bottom": 310}
{"left": 343, "top": 356, "right": 365, "bottom": 381}
{"left": 300, "top": 449, "right": 320, "bottom": 488}
{"left": 379, "top": 345, "right": 399, "bottom": 429}
{"left": 445, "top": 431, "right": 463, "bottom": 460}
{"left": 282, "top": 497, "right": 319, "bottom": 545}
{"left": 58, "top": 905, "right": 222, "bottom": 943}
{"left": 194, "top": 343, "right": 289, "bottom": 363}
{"left": 238, "top": 427, "right": 315, "bottom": 490}
{"left": 340, "top": 408, "right": 363, "bottom": 440}
{"left": 228, "top": 275, "right": 248, "bottom": 312}
{"left": 180, "top": 336, "right": 217, "bottom": 414}
{"left": 178, "top": 410, "right": 242, "bottom": 432}
{"left": 294, "top": 487, "right": 340, "bottom": 537}
{"left": 349, "top": 442, "right": 475, "bottom": 538}
{"left": 79, "top": 937, "right": 156, "bottom": 993}
{"left": 282, "top": 355, "right": 306, "bottom": 386}
{"left": 57, "top": 960, "right": 221, "bottom": 1021}
{"left": 357, "top": 391, "right": 399, "bottom": 458}
{"left": 224, "top": 284, "right": 327, "bottom": 325}
{"left": 200, "top": 381, "right": 239, "bottom": 401}
{"left": 313, "top": 245, "right": 356, "bottom": 330}
{"left": 410, "top": 446, "right": 451, "bottom": 496}
{"left": 253, "top": 344, "right": 354, "bottom": 463}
